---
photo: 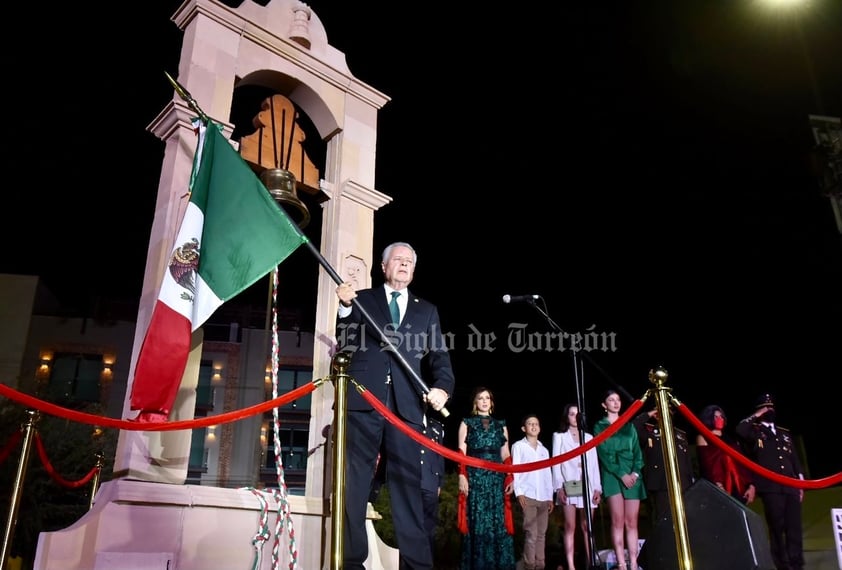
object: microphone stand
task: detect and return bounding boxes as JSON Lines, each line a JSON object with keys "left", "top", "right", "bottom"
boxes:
{"left": 526, "top": 298, "right": 604, "bottom": 570}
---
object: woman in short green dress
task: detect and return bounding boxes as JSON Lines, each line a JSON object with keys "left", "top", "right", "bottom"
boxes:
{"left": 594, "top": 390, "right": 646, "bottom": 570}
{"left": 457, "top": 386, "right": 516, "bottom": 569}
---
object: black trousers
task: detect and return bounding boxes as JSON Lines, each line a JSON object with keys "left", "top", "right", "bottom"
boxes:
{"left": 343, "top": 407, "right": 431, "bottom": 570}
{"left": 760, "top": 492, "right": 804, "bottom": 570}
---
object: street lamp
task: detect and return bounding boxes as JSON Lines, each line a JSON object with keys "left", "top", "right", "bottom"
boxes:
{"left": 808, "top": 115, "right": 842, "bottom": 235}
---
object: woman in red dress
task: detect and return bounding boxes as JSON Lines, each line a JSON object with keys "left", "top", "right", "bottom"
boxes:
{"left": 695, "top": 405, "right": 756, "bottom": 504}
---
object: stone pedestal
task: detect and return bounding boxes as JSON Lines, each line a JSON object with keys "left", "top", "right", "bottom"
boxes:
{"left": 34, "top": 479, "right": 397, "bottom": 570}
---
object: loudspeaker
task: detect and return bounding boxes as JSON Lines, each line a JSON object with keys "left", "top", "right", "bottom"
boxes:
{"left": 640, "top": 479, "right": 775, "bottom": 570}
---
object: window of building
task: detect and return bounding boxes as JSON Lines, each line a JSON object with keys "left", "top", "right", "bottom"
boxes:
{"left": 265, "top": 425, "right": 308, "bottom": 471}
{"left": 188, "top": 427, "right": 209, "bottom": 473}
{"left": 195, "top": 360, "right": 215, "bottom": 412}
{"left": 189, "top": 359, "right": 213, "bottom": 475}
{"left": 47, "top": 352, "right": 102, "bottom": 404}
{"left": 276, "top": 368, "right": 312, "bottom": 410}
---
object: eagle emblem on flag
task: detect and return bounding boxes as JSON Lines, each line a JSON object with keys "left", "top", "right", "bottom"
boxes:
{"left": 169, "top": 237, "right": 200, "bottom": 298}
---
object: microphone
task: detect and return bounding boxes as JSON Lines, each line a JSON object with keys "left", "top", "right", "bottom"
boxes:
{"left": 502, "top": 294, "right": 540, "bottom": 304}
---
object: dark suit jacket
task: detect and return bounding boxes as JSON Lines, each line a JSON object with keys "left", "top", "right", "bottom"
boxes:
{"left": 336, "top": 286, "right": 455, "bottom": 424}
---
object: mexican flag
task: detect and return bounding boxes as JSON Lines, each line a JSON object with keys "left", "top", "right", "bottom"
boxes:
{"left": 129, "top": 120, "right": 309, "bottom": 421}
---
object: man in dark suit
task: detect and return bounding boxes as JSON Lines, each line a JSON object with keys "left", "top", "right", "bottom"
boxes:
{"left": 335, "top": 241, "right": 455, "bottom": 570}
{"left": 736, "top": 393, "right": 805, "bottom": 570}
{"left": 632, "top": 408, "right": 695, "bottom": 522}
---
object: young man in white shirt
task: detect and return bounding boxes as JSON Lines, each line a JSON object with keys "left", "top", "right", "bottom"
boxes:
{"left": 512, "top": 414, "right": 555, "bottom": 570}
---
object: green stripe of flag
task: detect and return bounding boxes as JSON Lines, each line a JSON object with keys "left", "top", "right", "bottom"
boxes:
{"left": 192, "top": 123, "right": 309, "bottom": 302}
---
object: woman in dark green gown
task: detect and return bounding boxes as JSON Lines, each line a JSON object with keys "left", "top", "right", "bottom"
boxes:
{"left": 457, "top": 386, "right": 516, "bottom": 569}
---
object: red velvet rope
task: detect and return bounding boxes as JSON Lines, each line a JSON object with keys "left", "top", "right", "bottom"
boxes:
{"left": 0, "top": 430, "right": 23, "bottom": 464}
{"left": 503, "top": 456, "right": 513, "bottom": 487}
{"left": 9, "top": 371, "right": 837, "bottom": 491}
{"left": 2, "top": 378, "right": 638, "bottom": 476}
{"left": 0, "top": 381, "right": 316, "bottom": 492}
{"left": 677, "top": 402, "right": 842, "bottom": 489}
{"left": 359, "top": 383, "right": 645, "bottom": 474}
{"left": 0, "top": 381, "right": 316, "bottom": 431}
{"left": 34, "top": 433, "right": 99, "bottom": 488}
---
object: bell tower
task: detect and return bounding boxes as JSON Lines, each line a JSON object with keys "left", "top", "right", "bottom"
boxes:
{"left": 117, "top": 0, "right": 392, "bottom": 483}
{"left": 36, "top": 1, "right": 393, "bottom": 568}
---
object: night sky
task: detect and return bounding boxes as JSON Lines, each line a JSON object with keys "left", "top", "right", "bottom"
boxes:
{"left": 2, "top": 1, "right": 841, "bottom": 478}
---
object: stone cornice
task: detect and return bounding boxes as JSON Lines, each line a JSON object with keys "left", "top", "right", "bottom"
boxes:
{"left": 339, "top": 179, "right": 392, "bottom": 210}
{"left": 147, "top": 100, "right": 235, "bottom": 142}
{"left": 171, "top": 0, "right": 389, "bottom": 110}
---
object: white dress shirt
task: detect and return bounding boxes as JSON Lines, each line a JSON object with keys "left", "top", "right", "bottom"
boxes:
{"left": 512, "top": 437, "right": 554, "bottom": 501}
{"left": 336, "top": 285, "right": 408, "bottom": 322}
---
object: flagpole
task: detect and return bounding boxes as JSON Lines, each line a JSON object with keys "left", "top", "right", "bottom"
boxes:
{"left": 164, "top": 71, "right": 210, "bottom": 124}
{"left": 164, "top": 72, "right": 449, "bottom": 418}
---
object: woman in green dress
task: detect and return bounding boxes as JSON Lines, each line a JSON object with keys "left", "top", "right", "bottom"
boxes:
{"left": 594, "top": 390, "right": 646, "bottom": 570}
{"left": 457, "top": 386, "right": 516, "bottom": 569}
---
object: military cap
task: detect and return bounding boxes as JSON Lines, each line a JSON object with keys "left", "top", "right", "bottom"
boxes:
{"left": 754, "top": 393, "right": 775, "bottom": 409}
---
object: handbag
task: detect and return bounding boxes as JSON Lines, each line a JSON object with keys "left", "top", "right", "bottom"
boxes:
{"left": 563, "top": 479, "right": 583, "bottom": 497}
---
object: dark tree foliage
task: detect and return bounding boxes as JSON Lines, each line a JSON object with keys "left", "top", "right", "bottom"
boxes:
{"left": 371, "top": 471, "right": 566, "bottom": 569}
{"left": 0, "top": 400, "right": 117, "bottom": 568}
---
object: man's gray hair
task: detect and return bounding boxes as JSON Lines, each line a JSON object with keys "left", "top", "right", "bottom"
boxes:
{"left": 381, "top": 242, "right": 417, "bottom": 265}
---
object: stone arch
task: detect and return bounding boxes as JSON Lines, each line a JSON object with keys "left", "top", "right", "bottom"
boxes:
{"left": 235, "top": 69, "right": 340, "bottom": 143}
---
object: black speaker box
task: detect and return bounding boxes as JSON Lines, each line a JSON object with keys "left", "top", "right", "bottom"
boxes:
{"left": 640, "top": 479, "right": 775, "bottom": 570}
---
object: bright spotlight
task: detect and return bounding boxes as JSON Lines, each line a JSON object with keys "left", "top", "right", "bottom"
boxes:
{"left": 754, "top": 0, "right": 812, "bottom": 13}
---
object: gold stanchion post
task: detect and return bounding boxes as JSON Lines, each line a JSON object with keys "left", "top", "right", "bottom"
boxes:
{"left": 88, "top": 453, "right": 104, "bottom": 511}
{"left": 648, "top": 367, "right": 693, "bottom": 570}
{"left": 329, "top": 352, "right": 352, "bottom": 569}
{"left": 1, "top": 410, "right": 39, "bottom": 570}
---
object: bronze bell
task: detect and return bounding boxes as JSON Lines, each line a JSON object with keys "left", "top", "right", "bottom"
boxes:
{"left": 260, "top": 167, "right": 310, "bottom": 229}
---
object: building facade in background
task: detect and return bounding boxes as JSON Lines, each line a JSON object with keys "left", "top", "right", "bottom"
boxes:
{"left": 0, "top": 273, "right": 314, "bottom": 494}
